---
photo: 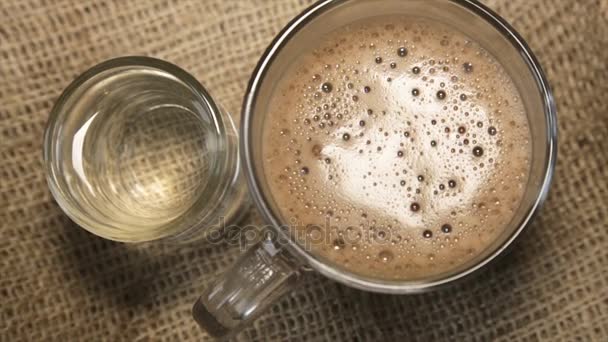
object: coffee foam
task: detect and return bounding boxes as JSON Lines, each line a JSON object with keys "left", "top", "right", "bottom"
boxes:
{"left": 262, "top": 16, "right": 531, "bottom": 280}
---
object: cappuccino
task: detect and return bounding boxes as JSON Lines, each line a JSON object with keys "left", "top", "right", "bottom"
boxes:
{"left": 262, "top": 16, "right": 531, "bottom": 280}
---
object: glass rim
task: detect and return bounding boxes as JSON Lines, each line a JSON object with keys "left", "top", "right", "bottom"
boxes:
{"left": 43, "top": 56, "right": 231, "bottom": 242}
{"left": 241, "top": 0, "right": 558, "bottom": 293}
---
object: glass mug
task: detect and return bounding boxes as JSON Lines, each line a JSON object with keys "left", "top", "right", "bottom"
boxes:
{"left": 193, "top": 0, "right": 557, "bottom": 338}
{"left": 44, "top": 57, "right": 248, "bottom": 243}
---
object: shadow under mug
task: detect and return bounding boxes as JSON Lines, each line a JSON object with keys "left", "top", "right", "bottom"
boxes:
{"left": 194, "top": 0, "right": 557, "bottom": 337}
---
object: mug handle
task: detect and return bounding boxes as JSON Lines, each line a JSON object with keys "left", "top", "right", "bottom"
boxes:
{"left": 192, "top": 230, "right": 301, "bottom": 338}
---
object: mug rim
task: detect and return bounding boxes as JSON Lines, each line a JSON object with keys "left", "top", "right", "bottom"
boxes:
{"left": 241, "top": 0, "right": 558, "bottom": 293}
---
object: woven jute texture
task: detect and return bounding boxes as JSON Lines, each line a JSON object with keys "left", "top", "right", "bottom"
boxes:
{"left": 1, "top": 0, "right": 607, "bottom": 341}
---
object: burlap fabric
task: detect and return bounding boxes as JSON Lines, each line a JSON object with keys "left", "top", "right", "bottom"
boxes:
{"left": 1, "top": 0, "right": 607, "bottom": 341}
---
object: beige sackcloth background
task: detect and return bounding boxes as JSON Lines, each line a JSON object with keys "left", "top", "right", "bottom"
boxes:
{"left": 1, "top": 0, "right": 607, "bottom": 341}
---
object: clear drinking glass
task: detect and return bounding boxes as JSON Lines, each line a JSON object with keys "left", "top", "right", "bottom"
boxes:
{"left": 193, "top": 0, "right": 557, "bottom": 338}
{"left": 44, "top": 57, "right": 248, "bottom": 243}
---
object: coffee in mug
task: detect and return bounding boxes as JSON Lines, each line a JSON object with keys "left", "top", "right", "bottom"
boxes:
{"left": 262, "top": 16, "right": 531, "bottom": 280}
